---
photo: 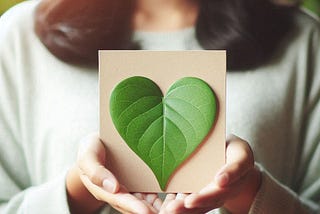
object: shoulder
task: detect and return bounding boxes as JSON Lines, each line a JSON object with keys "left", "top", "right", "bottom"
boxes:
{"left": 0, "top": 0, "right": 39, "bottom": 35}
{"left": 0, "top": 1, "right": 39, "bottom": 54}
{"left": 0, "top": 0, "right": 50, "bottom": 67}
{"left": 290, "top": 9, "right": 320, "bottom": 67}
{"left": 290, "top": 9, "right": 320, "bottom": 47}
{"left": 295, "top": 8, "right": 320, "bottom": 27}
{"left": 268, "top": 8, "right": 320, "bottom": 67}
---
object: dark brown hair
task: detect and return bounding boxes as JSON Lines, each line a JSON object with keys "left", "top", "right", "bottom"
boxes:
{"left": 34, "top": 0, "right": 296, "bottom": 70}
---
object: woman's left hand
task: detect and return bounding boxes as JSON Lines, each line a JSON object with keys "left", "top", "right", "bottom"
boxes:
{"left": 160, "top": 135, "right": 262, "bottom": 214}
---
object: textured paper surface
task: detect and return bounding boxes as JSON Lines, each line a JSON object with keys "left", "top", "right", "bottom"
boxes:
{"left": 99, "top": 50, "right": 226, "bottom": 193}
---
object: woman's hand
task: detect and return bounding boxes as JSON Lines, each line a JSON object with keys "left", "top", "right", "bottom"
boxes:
{"left": 66, "top": 133, "right": 162, "bottom": 214}
{"left": 160, "top": 135, "right": 262, "bottom": 214}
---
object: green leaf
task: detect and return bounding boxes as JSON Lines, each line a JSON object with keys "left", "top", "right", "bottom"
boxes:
{"left": 110, "top": 76, "right": 217, "bottom": 190}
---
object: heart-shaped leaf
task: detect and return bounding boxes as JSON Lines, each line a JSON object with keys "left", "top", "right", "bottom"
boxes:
{"left": 110, "top": 76, "right": 217, "bottom": 190}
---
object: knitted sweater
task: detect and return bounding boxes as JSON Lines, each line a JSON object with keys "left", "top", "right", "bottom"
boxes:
{"left": 0, "top": 1, "right": 319, "bottom": 213}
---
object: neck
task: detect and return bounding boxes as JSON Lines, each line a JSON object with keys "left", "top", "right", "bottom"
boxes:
{"left": 134, "top": 0, "right": 199, "bottom": 32}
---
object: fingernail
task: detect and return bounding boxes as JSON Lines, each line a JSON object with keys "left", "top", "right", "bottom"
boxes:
{"left": 146, "top": 194, "right": 156, "bottom": 203}
{"left": 102, "top": 179, "right": 116, "bottom": 193}
{"left": 184, "top": 201, "right": 193, "bottom": 209}
{"left": 176, "top": 193, "right": 185, "bottom": 200}
{"left": 215, "top": 173, "right": 229, "bottom": 187}
{"left": 184, "top": 195, "right": 196, "bottom": 208}
{"left": 153, "top": 198, "right": 163, "bottom": 211}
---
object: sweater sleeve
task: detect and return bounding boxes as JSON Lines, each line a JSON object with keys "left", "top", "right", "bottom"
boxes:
{"left": 0, "top": 171, "right": 70, "bottom": 214}
{"left": 249, "top": 13, "right": 320, "bottom": 214}
{"left": 0, "top": 2, "right": 72, "bottom": 213}
{"left": 249, "top": 165, "right": 319, "bottom": 213}
{"left": 0, "top": 91, "right": 70, "bottom": 214}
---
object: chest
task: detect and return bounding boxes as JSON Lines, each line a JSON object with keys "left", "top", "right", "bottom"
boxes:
{"left": 20, "top": 64, "right": 99, "bottom": 184}
{"left": 226, "top": 70, "right": 300, "bottom": 183}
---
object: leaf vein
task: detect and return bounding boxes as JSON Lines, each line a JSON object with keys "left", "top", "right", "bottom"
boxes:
{"left": 163, "top": 117, "right": 187, "bottom": 172}
{"left": 165, "top": 97, "right": 211, "bottom": 128}
{"left": 166, "top": 84, "right": 210, "bottom": 97}
{"left": 117, "top": 95, "right": 161, "bottom": 120}
{"left": 124, "top": 103, "right": 162, "bottom": 138}
{"left": 164, "top": 103, "right": 198, "bottom": 139}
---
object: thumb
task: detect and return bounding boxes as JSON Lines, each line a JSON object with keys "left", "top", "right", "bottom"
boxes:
{"left": 215, "top": 135, "right": 254, "bottom": 187}
{"left": 77, "top": 133, "right": 120, "bottom": 193}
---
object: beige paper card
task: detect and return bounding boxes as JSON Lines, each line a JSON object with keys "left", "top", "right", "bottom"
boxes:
{"left": 99, "top": 50, "right": 226, "bottom": 193}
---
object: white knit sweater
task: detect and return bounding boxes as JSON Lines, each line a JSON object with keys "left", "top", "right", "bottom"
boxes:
{"left": 0, "top": 1, "right": 319, "bottom": 213}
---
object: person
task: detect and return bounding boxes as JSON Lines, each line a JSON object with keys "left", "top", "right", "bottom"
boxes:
{"left": 0, "top": 0, "right": 319, "bottom": 213}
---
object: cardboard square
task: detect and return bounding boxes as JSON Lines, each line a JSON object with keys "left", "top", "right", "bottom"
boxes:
{"left": 99, "top": 50, "right": 226, "bottom": 193}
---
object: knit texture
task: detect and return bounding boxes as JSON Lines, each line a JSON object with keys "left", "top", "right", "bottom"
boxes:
{"left": 0, "top": 1, "right": 320, "bottom": 213}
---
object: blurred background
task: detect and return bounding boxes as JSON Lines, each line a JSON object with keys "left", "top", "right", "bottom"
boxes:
{"left": 1, "top": 0, "right": 24, "bottom": 15}
{"left": 0, "top": 0, "right": 319, "bottom": 17}
{"left": 303, "top": 0, "right": 320, "bottom": 16}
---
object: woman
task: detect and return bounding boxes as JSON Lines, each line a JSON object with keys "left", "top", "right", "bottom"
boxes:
{"left": 0, "top": 0, "right": 319, "bottom": 213}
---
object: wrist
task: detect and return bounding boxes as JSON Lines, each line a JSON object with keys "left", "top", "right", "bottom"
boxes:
{"left": 224, "top": 167, "right": 262, "bottom": 214}
{"left": 66, "top": 165, "right": 105, "bottom": 214}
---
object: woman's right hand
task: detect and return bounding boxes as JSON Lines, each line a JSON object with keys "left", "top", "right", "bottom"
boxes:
{"left": 66, "top": 133, "right": 162, "bottom": 214}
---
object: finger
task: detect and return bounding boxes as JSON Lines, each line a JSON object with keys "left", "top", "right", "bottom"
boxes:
{"left": 112, "top": 188, "right": 157, "bottom": 214}
{"left": 112, "top": 193, "right": 156, "bottom": 214}
{"left": 133, "top": 193, "right": 143, "bottom": 200}
{"left": 185, "top": 167, "right": 253, "bottom": 209}
{"left": 110, "top": 189, "right": 157, "bottom": 214}
{"left": 160, "top": 194, "right": 212, "bottom": 214}
{"left": 160, "top": 194, "right": 176, "bottom": 214}
{"left": 215, "top": 135, "right": 254, "bottom": 187}
{"left": 162, "top": 194, "right": 176, "bottom": 208}
{"left": 142, "top": 193, "right": 158, "bottom": 204}
{"left": 176, "top": 193, "right": 188, "bottom": 200}
{"left": 165, "top": 193, "right": 188, "bottom": 213}
{"left": 81, "top": 176, "right": 154, "bottom": 214}
{"left": 161, "top": 193, "right": 191, "bottom": 214}
{"left": 165, "top": 199, "right": 211, "bottom": 214}
{"left": 174, "top": 207, "right": 214, "bottom": 214}
{"left": 184, "top": 185, "right": 224, "bottom": 209}
{"left": 153, "top": 197, "right": 163, "bottom": 211}
{"left": 139, "top": 193, "right": 163, "bottom": 212}
{"left": 141, "top": 199, "right": 159, "bottom": 214}
{"left": 165, "top": 199, "right": 185, "bottom": 214}
{"left": 77, "top": 134, "right": 120, "bottom": 193}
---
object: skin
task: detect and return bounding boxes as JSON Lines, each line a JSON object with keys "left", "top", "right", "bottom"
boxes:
{"left": 67, "top": 134, "right": 161, "bottom": 214}
{"left": 160, "top": 136, "right": 261, "bottom": 214}
{"left": 133, "top": 0, "right": 199, "bottom": 31}
{"left": 67, "top": 133, "right": 261, "bottom": 214}
{"left": 66, "top": 0, "right": 262, "bottom": 213}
